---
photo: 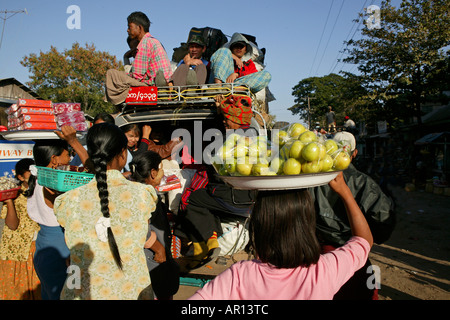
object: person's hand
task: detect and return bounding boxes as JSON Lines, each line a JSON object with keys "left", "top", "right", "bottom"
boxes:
{"left": 54, "top": 125, "right": 77, "bottom": 144}
{"left": 189, "top": 59, "right": 203, "bottom": 66}
{"left": 232, "top": 54, "right": 244, "bottom": 69}
{"left": 149, "top": 240, "right": 167, "bottom": 264}
{"left": 226, "top": 73, "right": 239, "bottom": 83}
{"left": 153, "top": 246, "right": 167, "bottom": 264}
{"left": 142, "top": 125, "right": 151, "bottom": 140}
{"left": 328, "top": 172, "right": 351, "bottom": 197}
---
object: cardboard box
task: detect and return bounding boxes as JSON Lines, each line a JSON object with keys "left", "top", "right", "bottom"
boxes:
{"left": 21, "top": 114, "right": 56, "bottom": 123}
{"left": 17, "top": 99, "right": 52, "bottom": 108}
{"left": 18, "top": 107, "right": 54, "bottom": 116}
{"left": 18, "top": 122, "right": 58, "bottom": 130}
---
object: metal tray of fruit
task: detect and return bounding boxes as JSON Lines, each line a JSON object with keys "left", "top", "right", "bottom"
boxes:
{"left": 216, "top": 170, "right": 341, "bottom": 190}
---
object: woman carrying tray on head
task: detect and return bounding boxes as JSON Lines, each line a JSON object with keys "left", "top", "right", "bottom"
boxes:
{"left": 26, "top": 139, "right": 72, "bottom": 300}
{"left": 189, "top": 172, "right": 373, "bottom": 300}
{"left": 0, "top": 159, "right": 41, "bottom": 300}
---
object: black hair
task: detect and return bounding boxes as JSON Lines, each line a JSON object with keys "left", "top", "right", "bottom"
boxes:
{"left": 27, "top": 140, "right": 69, "bottom": 198}
{"left": 15, "top": 158, "right": 34, "bottom": 178}
{"left": 121, "top": 123, "right": 141, "bottom": 136}
{"left": 93, "top": 113, "right": 115, "bottom": 125}
{"left": 87, "top": 123, "right": 128, "bottom": 270}
{"left": 15, "top": 158, "right": 35, "bottom": 196}
{"left": 127, "top": 11, "right": 151, "bottom": 32}
{"left": 249, "top": 189, "right": 321, "bottom": 268}
{"left": 129, "top": 151, "right": 162, "bottom": 183}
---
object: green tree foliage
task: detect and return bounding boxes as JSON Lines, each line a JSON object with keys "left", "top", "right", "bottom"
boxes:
{"left": 21, "top": 42, "right": 123, "bottom": 116}
{"left": 290, "top": 73, "right": 368, "bottom": 129}
{"left": 343, "top": 0, "right": 450, "bottom": 127}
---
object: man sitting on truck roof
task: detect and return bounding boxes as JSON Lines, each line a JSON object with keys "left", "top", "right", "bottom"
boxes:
{"left": 210, "top": 32, "right": 271, "bottom": 94}
{"left": 105, "top": 11, "right": 173, "bottom": 106}
{"left": 170, "top": 35, "right": 210, "bottom": 87}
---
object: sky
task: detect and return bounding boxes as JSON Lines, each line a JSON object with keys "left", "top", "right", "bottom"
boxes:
{"left": 0, "top": 0, "right": 401, "bottom": 126}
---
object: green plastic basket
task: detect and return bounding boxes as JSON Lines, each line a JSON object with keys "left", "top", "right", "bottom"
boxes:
{"left": 37, "top": 166, "right": 94, "bottom": 192}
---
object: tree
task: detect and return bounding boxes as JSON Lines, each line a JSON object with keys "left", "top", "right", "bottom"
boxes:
{"left": 290, "top": 73, "right": 369, "bottom": 129}
{"left": 21, "top": 42, "right": 123, "bottom": 116}
{"left": 343, "top": 0, "right": 450, "bottom": 128}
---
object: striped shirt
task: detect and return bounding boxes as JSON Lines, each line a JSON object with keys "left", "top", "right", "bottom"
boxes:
{"left": 129, "top": 33, "right": 173, "bottom": 85}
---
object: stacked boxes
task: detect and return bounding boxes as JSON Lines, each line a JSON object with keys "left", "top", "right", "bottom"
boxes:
{"left": 52, "top": 103, "right": 88, "bottom": 132}
{"left": 5, "top": 99, "right": 88, "bottom": 132}
{"left": 6, "top": 99, "right": 57, "bottom": 130}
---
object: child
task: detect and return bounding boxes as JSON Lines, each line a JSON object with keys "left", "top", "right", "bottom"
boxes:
{"left": 121, "top": 123, "right": 151, "bottom": 157}
{"left": 54, "top": 123, "right": 158, "bottom": 300}
{"left": 129, "top": 150, "right": 180, "bottom": 299}
{"left": 189, "top": 172, "right": 373, "bottom": 300}
{"left": 0, "top": 158, "right": 41, "bottom": 300}
{"left": 26, "top": 139, "right": 72, "bottom": 300}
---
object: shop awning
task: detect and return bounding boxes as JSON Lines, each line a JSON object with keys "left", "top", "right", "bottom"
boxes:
{"left": 415, "top": 132, "right": 450, "bottom": 145}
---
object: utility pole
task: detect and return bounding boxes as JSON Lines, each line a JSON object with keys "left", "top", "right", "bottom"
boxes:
{"left": 0, "top": 9, "right": 27, "bottom": 50}
{"left": 301, "top": 96, "right": 316, "bottom": 130}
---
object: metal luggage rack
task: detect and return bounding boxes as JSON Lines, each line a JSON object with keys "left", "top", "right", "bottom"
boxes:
{"left": 121, "top": 83, "right": 251, "bottom": 114}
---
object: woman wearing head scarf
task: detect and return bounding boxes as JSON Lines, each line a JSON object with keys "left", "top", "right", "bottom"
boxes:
{"left": 210, "top": 33, "right": 271, "bottom": 93}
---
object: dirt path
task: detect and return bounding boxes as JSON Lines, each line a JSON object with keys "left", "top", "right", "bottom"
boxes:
{"left": 369, "top": 185, "right": 450, "bottom": 300}
{"left": 175, "top": 184, "right": 450, "bottom": 300}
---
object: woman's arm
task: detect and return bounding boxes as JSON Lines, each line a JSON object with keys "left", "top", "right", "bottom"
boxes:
{"left": 328, "top": 172, "right": 373, "bottom": 247}
{"left": 4, "top": 199, "right": 19, "bottom": 230}
{"left": 55, "top": 125, "right": 90, "bottom": 167}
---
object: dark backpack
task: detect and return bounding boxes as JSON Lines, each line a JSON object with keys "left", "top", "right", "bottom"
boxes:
{"left": 188, "top": 27, "right": 228, "bottom": 61}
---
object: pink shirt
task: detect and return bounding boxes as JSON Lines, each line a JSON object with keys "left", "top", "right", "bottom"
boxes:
{"left": 129, "top": 33, "right": 173, "bottom": 85}
{"left": 189, "top": 236, "right": 370, "bottom": 300}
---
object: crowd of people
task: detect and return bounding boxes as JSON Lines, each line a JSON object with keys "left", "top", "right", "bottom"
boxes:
{"left": 105, "top": 11, "right": 272, "bottom": 108}
{"left": 0, "top": 10, "right": 395, "bottom": 301}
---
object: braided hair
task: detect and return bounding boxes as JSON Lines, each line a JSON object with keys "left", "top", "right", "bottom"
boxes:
{"left": 86, "top": 123, "right": 128, "bottom": 270}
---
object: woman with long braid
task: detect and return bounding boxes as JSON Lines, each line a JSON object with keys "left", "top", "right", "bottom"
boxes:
{"left": 54, "top": 123, "right": 158, "bottom": 300}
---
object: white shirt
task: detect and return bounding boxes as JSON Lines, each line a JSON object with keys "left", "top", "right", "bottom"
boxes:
{"left": 27, "top": 181, "right": 60, "bottom": 227}
{"left": 344, "top": 119, "right": 356, "bottom": 128}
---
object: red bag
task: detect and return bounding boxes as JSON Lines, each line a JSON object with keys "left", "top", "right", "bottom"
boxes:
{"left": 179, "top": 165, "right": 209, "bottom": 212}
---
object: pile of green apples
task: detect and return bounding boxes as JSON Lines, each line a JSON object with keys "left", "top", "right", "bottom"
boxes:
{"left": 213, "top": 123, "right": 352, "bottom": 176}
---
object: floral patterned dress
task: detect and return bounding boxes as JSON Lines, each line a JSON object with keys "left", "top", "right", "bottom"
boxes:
{"left": 0, "top": 186, "right": 41, "bottom": 300}
{"left": 54, "top": 170, "right": 157, "bottom": 300}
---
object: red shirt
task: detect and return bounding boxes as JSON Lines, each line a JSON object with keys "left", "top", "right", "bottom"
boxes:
{"left": 234, "top": 59, "right": 258, "bottom": 77}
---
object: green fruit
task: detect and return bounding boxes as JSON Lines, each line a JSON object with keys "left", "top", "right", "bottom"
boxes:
{"left": 252, "top": 163, "right": 270, "bottom": 176}
{"left": 270, "top": 157, "right": 285, "bottom": 174}
{"left": 301, "top": 161, "right": 321, "bottom": 173}
{"left": 320, "top": 154, "right": 334, "bottom": 172}
{"left": 283, "top": 158, "right": 301, "bottom": 175}
{"left": 298, "top": 130, "right": 318, "bottom": 143}
{"left": 301, "top": 142, "right": 320, "bottom": 162}
{"left": 289, "top": 140, "right": 305, "bottom": 159}
{"left": 325, "top": 139, "right": 339, "bottom": 155}
{"left": 287, "top": 123, "right": 306, "bottom": 138}
{"left": 236, "top": 157, "right": 253, "bottom": 176}
{"left": 333, "top": 151, "right": 351, "bottom": 170}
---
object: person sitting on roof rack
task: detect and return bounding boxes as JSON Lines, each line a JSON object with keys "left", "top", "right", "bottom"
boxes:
{"left": 105, "top": 11, "right": 173, "bottom": 107}
{"left": 210, "top": 32, "right": 271, "bottom": 94}
{"left": 170, "top": 35, "right": 211, "bottom": 87}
